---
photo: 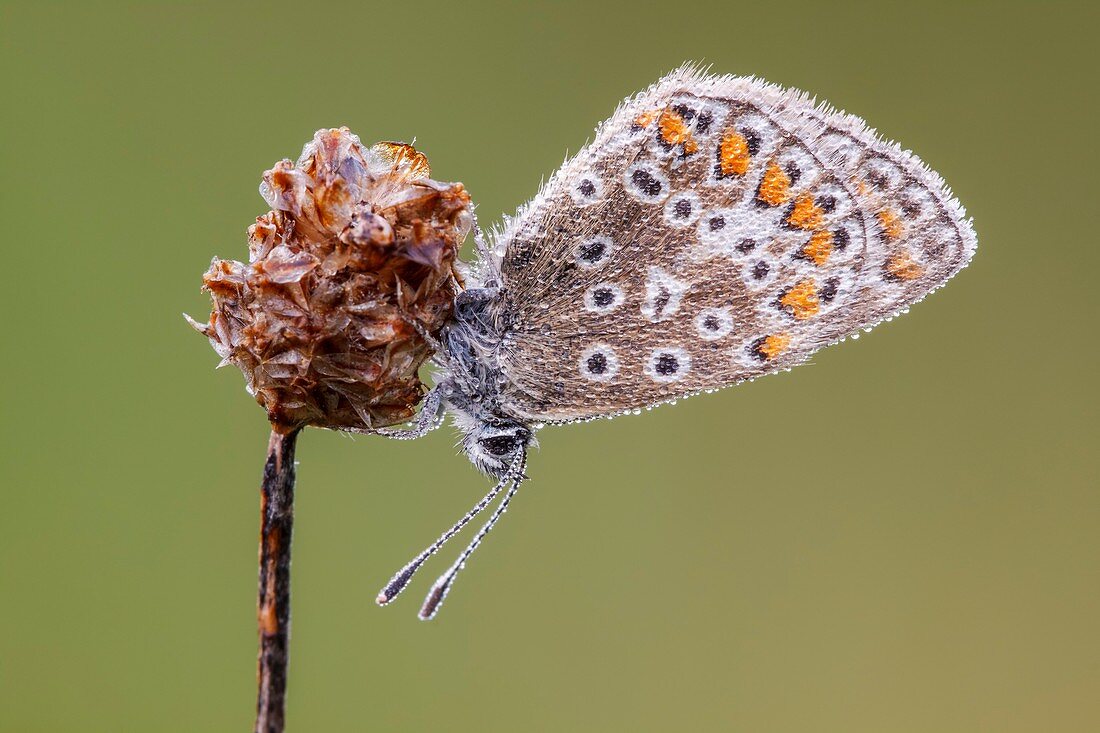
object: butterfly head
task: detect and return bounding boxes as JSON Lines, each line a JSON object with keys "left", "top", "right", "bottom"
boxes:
{"left": 459, "top": 417, "right": 534, "bottom": 478}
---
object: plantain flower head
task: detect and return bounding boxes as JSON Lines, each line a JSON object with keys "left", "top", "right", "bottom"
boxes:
{"left": 188, "top": 128, "right": 470, "bottom": 432}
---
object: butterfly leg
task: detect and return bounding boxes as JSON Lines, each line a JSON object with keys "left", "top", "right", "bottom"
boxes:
{"left": 348, "top": 386, "right": 444, "bottom": 441}
{"left": 397, "top": 312, "right": 447, "bottom": 355}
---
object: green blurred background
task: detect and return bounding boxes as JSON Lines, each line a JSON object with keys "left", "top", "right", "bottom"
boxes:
{"left": 2, "top": 1, "right": 1098, "bottom": 731}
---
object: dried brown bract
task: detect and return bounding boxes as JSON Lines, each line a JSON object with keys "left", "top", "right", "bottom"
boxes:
{"left": 188, "top": 128, "right": 470, "bottom": 432}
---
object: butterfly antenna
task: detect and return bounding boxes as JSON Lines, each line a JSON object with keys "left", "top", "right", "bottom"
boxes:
{"left": 377, "top": 468, "right": 512, "bottom": 606}
{"left": 419, "top": 455, "right": 528, "bottom": 621}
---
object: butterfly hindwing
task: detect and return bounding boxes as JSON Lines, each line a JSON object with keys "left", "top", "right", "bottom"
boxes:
{"left": 488, "top": 66, "right": 976, "bottom": 423}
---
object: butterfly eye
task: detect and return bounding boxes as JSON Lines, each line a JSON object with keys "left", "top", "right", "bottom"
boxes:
{"left": 694, "top": 308, "right": 735, "bottom": 340}
{"left": 578, "top": 345, "right": 620, "bottom": 382}
{"left": 624, "top": 162, "right": 670, "bottom": 203}
{"left": 645, "top": 347, "right": 691, "bottom": 383}
{"left": 574, "top": 235, "right": 613, "bottom": 268}
{"left": 479, "top": 433, "right": 523, "bottom": 456}
{"left": 634, "top": 170, "right": 659, "bottom": 193}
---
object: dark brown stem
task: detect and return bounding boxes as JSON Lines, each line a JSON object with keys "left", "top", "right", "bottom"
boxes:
{"left": 255, "top": 427, "right": 300, "bottom": 733}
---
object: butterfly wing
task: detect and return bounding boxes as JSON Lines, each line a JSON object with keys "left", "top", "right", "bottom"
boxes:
{"left": 487, "top": 66, "right": 976, "bottom": 424}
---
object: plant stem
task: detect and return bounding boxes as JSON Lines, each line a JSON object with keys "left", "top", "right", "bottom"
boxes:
{"left": 255, "top": 427, "right": 300, "bottom": 733}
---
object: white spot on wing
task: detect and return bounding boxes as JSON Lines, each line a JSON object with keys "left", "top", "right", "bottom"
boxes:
{"left": 641, "top": 266, "right": 688, "bottom": 322}
{"left": 741, "top": 256, "right": 778, "bottom": 291}
{"left": 574, "top": 235, "right": 614, "bottom": 269}
{"left": 695, "top": 307, "right": 735, "bottom": 340}
{"left": 775, "top": 145, "right": 824, "bottom": 192}
{"left": 645, "top": 347, "right": 691, "bottom": 383}
{"left": 812, "top": 182, "right": 853, "bottom": 222}
{"left": 663, "top": 191, "right": 702, "bottom": 228}
{"left": 864, "top": 157, "right": 903, "bottom": 193}
{"left": 819, "top": 132, "right": 863, "bottom": 169}
{"left": 578, "top": 344, "right": 620, "bottom": 382}
{"left": 694, "top": 202, "right": 782, "bottom": 261}
{"left": 897, "top": 184, "right": 936, "bottom": 224}
{"left": 583, "top": 282, "right": 626, "bottom": 314}
{"left": 568, "top": 172, "right": 605, "bottom": 206}
{"left": 624, "top": 161, "right": 670, "bottom": 204}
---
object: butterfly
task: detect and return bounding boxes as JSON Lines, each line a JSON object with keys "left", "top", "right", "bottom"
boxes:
{"left": 373, "top": 65, "right": 977, "bottom": 620}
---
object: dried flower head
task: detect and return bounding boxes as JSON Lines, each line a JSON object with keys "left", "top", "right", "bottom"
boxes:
{"left": 188, "top": 128, "right": 470, "bottom": 432}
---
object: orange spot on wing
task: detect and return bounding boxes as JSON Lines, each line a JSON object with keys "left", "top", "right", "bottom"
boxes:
{"left": 658, "top": 108, "right": 699, "bottom": 155}
{"left": 758, "top": 333, "right": 792, "bottom": 360}
{"left": 634, "top": 110, "right": 657, "bottom": 128}
{"left": 877, "top": 209, "right": 903, "bottom": 239}
{"left": 718, "top": 129, "right": 751, "bottom": 176}
{"left": 801, "top": 230, "right": 833, "bottom": 266}
{"left": 658, "top": 109, "right": 688, "bottom": 145}
{"left": 884, "top": 251, "right": 925, "bottom": 281}
{"left": 787, "top": 193, "right": 825, "bottom": 230}
{"left": 758, "top": 161, "right": 792, "bottom": 206}
{"left": 779, "top": 279, "right": 821, "bottom": 320}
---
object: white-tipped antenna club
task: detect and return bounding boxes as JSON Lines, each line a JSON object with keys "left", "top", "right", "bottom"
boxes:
{"left": 376, "top": 472, "right": 512, "bottom": 605}
{"left": 419, "top": 469, "right": 526, "bottom": 620}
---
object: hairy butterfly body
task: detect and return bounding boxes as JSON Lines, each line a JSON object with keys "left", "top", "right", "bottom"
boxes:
{"left": 374, "top": 65, "right": 976, "bottom": 619}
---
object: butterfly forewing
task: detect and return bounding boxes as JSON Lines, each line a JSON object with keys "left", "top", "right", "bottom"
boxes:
{"left": 490, "top": 67, "right": 976, "bottom": 423}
